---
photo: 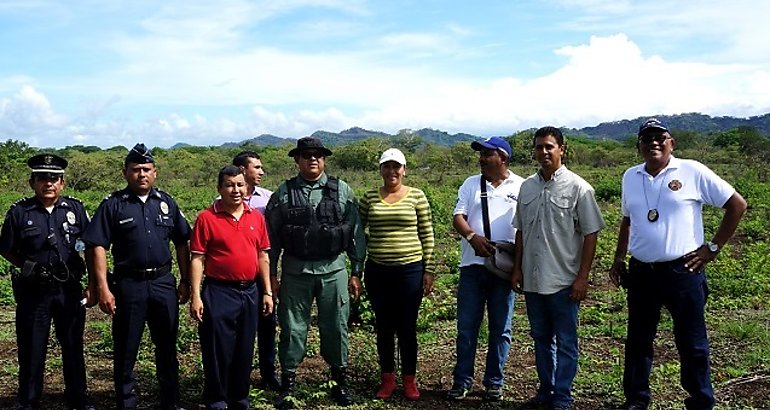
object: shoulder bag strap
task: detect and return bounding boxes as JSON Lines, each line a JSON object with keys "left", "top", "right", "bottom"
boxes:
{"left": 480, "top": 176, "right": 491, "bottom": 239}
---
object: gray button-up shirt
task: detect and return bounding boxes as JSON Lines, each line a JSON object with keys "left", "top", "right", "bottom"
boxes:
{"left": 513, "top": 166, "right": 605, "bottom": 294}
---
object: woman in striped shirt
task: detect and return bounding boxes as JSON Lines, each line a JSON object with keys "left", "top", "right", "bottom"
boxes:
{"left": 359, "top": 148, "right": 435, "bottom": 401}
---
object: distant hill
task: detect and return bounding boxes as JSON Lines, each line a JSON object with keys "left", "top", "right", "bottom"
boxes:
{"left": 220, "top": 134, "right": 287, "bottom": 148}
{"left": 573, "top": 112, "right": 770, "bottom": 141}
{"left": 165, "top": 112, "right": 770, "bottom": 149}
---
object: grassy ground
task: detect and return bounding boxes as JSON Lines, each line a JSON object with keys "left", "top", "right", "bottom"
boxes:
{"left": 0, "top": 270, "right": 768, "bottom": 409}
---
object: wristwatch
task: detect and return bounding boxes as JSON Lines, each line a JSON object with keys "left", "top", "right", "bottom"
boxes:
{"left": 706, "top": 241, "right": 720, "bottom": 253}
{"left": 465, "top": 232, "right": 476, "bottom": 242}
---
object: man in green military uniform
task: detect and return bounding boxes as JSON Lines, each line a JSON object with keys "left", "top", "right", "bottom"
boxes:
{"left": 266, "top": 136, "right": 366, "bottom": 409}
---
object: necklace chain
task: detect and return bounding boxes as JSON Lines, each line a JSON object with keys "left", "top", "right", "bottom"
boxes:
{"left": 642, "top": 171, "right": 668, "bottom": 221}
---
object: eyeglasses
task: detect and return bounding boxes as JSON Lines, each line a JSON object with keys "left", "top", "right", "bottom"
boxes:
{"left": 300, "top": 151, "right": 324, "bottom": 160}
{"left": 638, "top": 134, "right": 671, "bottom": 144}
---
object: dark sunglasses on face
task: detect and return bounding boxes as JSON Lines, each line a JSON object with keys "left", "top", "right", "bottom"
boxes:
{"left": 300, "top": 151, "right": 324, "bottom": 160}
{"left": 638, "top": 134, "right": 670, "bottom": 144}
{"left": 33, "top": 174, "right": 62, "bottom": 183}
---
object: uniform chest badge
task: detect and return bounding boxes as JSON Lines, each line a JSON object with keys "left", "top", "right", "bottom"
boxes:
{"left": 668, "top": 180, "right": 682, "bottom": 191}
{"left": 160, "top": 202, "right": 169, "bottom": 214}
{"left": 66, "top": 211, "right": 77, "bottom": 224}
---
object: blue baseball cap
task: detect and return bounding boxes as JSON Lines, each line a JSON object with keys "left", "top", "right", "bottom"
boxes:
{"left": 638, "top": 118, "right": 670, "bottom": 136}
{"left": 471, "top": 137, "right": 512, "bottom": 159}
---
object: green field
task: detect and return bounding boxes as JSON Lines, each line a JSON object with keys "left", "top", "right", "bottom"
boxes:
{"left": 0, "top": 131, "right": 768, "bottom": 409}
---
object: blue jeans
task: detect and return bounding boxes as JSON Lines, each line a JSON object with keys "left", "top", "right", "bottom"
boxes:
{"left": 452, "top": 264, "right": 515, "bottom": 389}
{"left": 624, "top": 258, "right": 713, "bottom": 410}
{"left": 525, "top": 287, "right": 579, "bottom": 408}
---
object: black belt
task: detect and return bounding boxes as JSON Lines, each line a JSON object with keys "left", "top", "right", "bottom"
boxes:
{"left": 630, "top": 256, "right": 688, "bottom": 271}
{"left": 114, "top": 263, "right": 171, "bottom": 280}
{"left": 205, "top": 277, "right": 256, "bottom": 290}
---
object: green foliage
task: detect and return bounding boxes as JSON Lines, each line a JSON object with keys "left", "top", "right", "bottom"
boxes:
{"left": 0, "top": 130, "right": 769, "bottom": 409}
{"left": 593, "top": 177, "right": 622, "bottom": 201}
{"left": 327, "top": 137, "right": 389, "bottom": 171}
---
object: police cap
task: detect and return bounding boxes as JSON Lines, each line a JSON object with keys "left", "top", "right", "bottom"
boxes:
{"left": 27, "top": 153, "right": 67, "bottom": 177}
{"left": 125, "top": 143, "right": 154, "bottom": 165}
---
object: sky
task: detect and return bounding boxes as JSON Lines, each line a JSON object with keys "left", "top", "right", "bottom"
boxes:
{"left": 1, "top": 0, "right": 770, "bottom": 149}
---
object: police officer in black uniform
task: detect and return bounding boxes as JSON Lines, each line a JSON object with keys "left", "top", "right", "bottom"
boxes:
{"left": 82, "top": 144, "right": 191, "bottom": 410}
{"left": 0, "top": 153, "right": 95, "bottom": 410}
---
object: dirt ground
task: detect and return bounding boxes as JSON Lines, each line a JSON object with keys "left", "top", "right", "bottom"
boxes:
{"left": 0, "top": 302, "right": 768, "bottom": 409}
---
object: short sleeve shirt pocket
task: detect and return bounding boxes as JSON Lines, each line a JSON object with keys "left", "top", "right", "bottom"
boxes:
{"left": 548, "top": 194, "right": 577, "bottom": 235}
{"left": 518, "top": 192, "right": 540, "bottom": 229}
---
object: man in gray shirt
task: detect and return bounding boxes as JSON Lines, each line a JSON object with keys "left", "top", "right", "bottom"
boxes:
{"left": 512, "top": 126, "right": 605, "bottom": 410}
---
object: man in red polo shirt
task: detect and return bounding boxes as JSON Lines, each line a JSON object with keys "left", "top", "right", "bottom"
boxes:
{"left": 189, "top": 165, "right": 273, "bottom": 410}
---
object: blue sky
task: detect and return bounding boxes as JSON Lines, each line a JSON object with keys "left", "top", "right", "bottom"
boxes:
{"left": 1, "top": 0, "right": 769, "bottom": 148}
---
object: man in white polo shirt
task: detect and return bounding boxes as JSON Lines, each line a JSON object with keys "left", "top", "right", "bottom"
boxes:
{"left": 448, "top": 137, "right": 525, "bottom": 402}
{"left": 608, "top": 118, "right": 747, "bottom": 410}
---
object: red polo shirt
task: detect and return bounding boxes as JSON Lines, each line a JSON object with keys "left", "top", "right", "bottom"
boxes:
{"left": 190, "top": 200, "right": 270, "bottom": 281}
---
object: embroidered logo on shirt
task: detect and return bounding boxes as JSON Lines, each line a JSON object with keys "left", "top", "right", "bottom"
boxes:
{"left": 668, "top": 180, "right": 682, "bottom": 191}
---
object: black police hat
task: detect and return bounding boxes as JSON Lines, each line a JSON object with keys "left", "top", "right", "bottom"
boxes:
{"left": 27, "top": 153, "right": 67, "bottom": 175}
{"left": 287, "top": 136, "right": 333, "bottom": 157}
{"left": 125, "top": 143, "right": 154, "bottom": 164}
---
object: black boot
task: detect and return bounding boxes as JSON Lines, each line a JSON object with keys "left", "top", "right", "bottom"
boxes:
{"left": 330, "top": 367, "right": 354, "bottom": 407}
{"left": 274, "top": 373, "right": 296, "bottom": 410}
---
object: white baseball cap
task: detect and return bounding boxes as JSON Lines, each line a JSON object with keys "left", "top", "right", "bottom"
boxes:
{"left": 379, "top": 148, "right": 406, "bottom": 165}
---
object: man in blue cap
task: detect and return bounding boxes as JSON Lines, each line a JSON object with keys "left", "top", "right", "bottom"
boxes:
{"left": 448, "top": 137, "right": 525, "bottom": 402}
{"left": 83, "top": 143, "right": 191, "bottom": 410}
{"left": 0, "top": 153, "right": 95, "bottom": 410}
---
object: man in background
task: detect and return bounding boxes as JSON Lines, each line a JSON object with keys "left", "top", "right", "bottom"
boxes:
{"left": 232, "top": 150, "right": 281, "bottom": 390}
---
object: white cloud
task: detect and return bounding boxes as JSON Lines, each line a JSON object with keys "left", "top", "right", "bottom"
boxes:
{"left": 3, "top": 0, "right": 770, "bottom": 148}
{"left": 0, "top": 86, "right": 69, "bottom": 137}
{"left": 4, "top": 33, "right": 770, "bottom": 147}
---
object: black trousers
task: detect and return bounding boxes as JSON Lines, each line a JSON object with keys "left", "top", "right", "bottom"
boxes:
{"left": 256, "top": 280, "right": 277, "bottom": 380}
{"left": 364, "top": 260, "right": 424, "bottom": 375}
{"left": 623, "top": 258, "right": 714, "bottom": 410}
{"left": 111, "top": 272, "right": 180, "bottom": 409}
{"left": 199, "top": 280, "right": 259, "bottom": 410}
{"left": 13, "top": 279, "right": 88, "bottom": 409}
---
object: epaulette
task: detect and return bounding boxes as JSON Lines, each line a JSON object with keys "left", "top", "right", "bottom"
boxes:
{"left": 64, "top": 195, "right": 84, "bottom": 202}
{"left": 154, "top": 188, "right": 169, "bottom": 199}
{"left": 6, "top": 197, "right": 27, "bottom": 211}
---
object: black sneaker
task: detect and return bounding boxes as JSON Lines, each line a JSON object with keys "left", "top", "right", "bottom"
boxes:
{"left": 330, "top": 384, "right": 354, "bottom": 406}
{"left": 620, "top": 402, "right": 648, "bottom": 410}
{"left": 521, "top": 396, "right": 550, "bottom": 409}
{"left": 483, "top": 385, "right": 504, "bottom": 401}
{"left": 446, "top": 385, "right": 470, "bottom": 400}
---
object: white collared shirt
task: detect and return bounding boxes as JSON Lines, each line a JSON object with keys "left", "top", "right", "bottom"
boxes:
{"left": 454, "top": 171, "right": 525, "bottom": 267}
{"left": 621, "top": 156, "right": 734, "bottom": 262}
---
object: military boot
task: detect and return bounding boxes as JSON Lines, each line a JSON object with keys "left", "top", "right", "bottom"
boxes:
{"left": 274, "top": 373, "right": 296, "bottom": 410}
{"left": 330, "top": 367, "right": 354, "bottom": 406}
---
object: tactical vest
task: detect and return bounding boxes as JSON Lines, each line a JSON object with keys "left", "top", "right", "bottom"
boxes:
{"left": 279, "top": 176, "right": 352, "bottom": 260}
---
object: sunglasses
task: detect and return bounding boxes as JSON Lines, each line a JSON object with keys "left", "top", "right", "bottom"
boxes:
{"left": 300, "top": 151, "right": 325, "bottom": 160}
{"left": 638, "top": 134, "right": 670, "bottom": 144}
{"left": 33, "top": 174, "right": 63, "bottom": 182}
